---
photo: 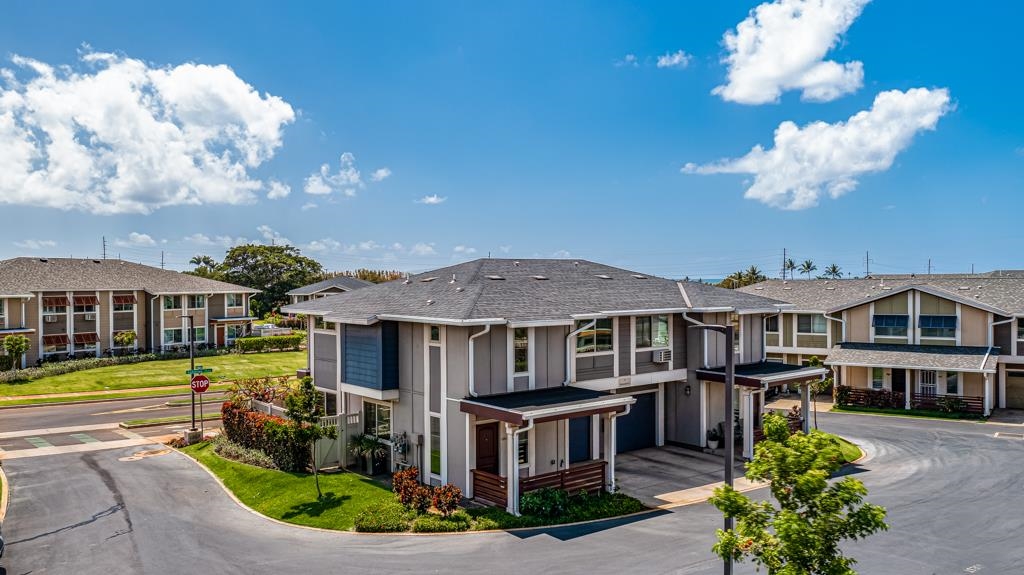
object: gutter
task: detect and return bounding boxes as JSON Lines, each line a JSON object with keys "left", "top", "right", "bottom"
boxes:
{"left": 563, "top": 320, "right": 596, "bottom": 386}
{"left": 468, "top": 324, "right": 492, "bottom": 397}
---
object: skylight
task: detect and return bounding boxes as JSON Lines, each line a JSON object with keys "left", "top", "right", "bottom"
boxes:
{"left": 531, "top": 275, "right": 548, "bottom": 280}
{"left": 595, "top": 274, "right": 612, "bottom": 279}
{"left": 631, "top": 274, "right": 647, "bottom": 279}
{"left": 486, "top": 275, "right": 505, "bottom": 280}
{"left": 420, "top": 277, "right": 438, "bottom": 283}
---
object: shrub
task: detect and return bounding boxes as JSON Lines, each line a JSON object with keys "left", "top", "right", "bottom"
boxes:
{"left": 392, "top": 467, "right": 421, "bottom": 507}
{"left": 354, "top": 501, "right": 415, "bottom": 533}
{"left": 220, "top": 401, "right": 308, "bottom": 471}
{"left": 411, "top": 485, "right": 433, "bottom": 514}
{"left": 520, "top": 487, "right": 570, "bottom": 519}
{"left": 834, "top": 384, "right": 851, "bottom": 406}
{"left": 561, "top": 491, "right": 647, "bottom": 523}
{"left": 937, "top": 395, "right": 969, "bottom": 413}
{"left": 233, "top": 335, "right": 304, "bottom": 353}
{"left": 411, "top": 510, "right": 472, "bottom": 533}
{"left": 431, "top": 483, "right": 462, "bottom": 517}
{"left": 211, "top": 434, "right": 277, "bottom": 469}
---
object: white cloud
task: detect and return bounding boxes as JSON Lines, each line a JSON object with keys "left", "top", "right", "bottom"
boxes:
{"left": 416, "top": 194, "right": 446, "bottom": 205}
{"left": 0, "top": 51, "right": 295, "bottom": 214}
{"left": 683, "top": 88, "right": 951, "bottom": 209}
{"left": 305, "top": 238, "right": 342, "bottom": 253}
{"left": 113, "top": 232, "right": 157, "bottom": 247}
{"left": 303, "top": 152, "right": 366, "bottom": 196}
{"left": 410, "top": 242, "right": 437, "bottom": 256}
{"left": 453, "top": 245, "right": 477, "bottom": 255}
{"left": 215, "top": 235, "right": 248, "bottom": 247}
{"left": 256, "top": 224, "right": 290, "bottom": 245}
{"left": 614, "top": 54, "right": 639, "bottom": 68}
{"left": 300, "top": 201, "right": 318, "bottom": 211}
{"left": 370, "top": 167, "right": 392, "bottom": 182}
{"left": 656, "top": 50, "right": 692, "bottom": 69}
{"left": 552, "top": 250, "right": 571, "bottom": 258}
{"left": 713, "top": 0, "right": 870, "bottom": 104}
{"left": 266, "top": 180, "right": 291, "bottom": 200}
{"left": 14, "top": 239, "right": 56, "bottom": 250}
{"left": 184, "top": 233, "right": 214, "bottom": 245}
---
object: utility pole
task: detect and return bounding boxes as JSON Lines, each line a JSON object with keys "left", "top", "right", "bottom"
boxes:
{"left": 161, "top": 251, "right": 165, "bottom": 269}
{"left": 781, "top": 248, "right": 787, "bottom": 279}
{"left": 865, "top": 251, "right": 871, "bottom": 277}
{"left": 927, "top": 258, "right": 932, "bottom": 275}
{"left": 102, "top": 236, "right": 107, "bottom": 260}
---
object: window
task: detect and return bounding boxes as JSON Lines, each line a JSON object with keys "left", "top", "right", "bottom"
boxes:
{"left": 163, "top": 296, "right": 182, "bottom": 310}
{"left": 513, "top": 328, "right": 529, "bottom": 374}
{"left": 74, "top": 304, "right": 96, "bottom": 314}
{"left": 429, "top": 416, "right": 441, "bottom": 476}
{"left": 191, "top": 327, "right": 206, "bottom": 342}
{"left": 765, "top": 315, "right": 779, "bottom": 333}
{"left": 636, "top": 315, "right": 669, "bottom": 348}
{"left": 364, "top": 402, "right": 392, "bottom": 440}
{"left": 872, "top": 315, "right": 909, "bottom": 337}
{"left": 44, "top": 344, "right": 68, "bottom": 354}
{"left": 78, "top": 341, "right": 97, "bottom": 352}
{"left": 576, "top": 318, "right": 613, "bottom": 354}
{"left": 945, "top": 371, "right": 960, "bottom": 395}
{"left": 187, "top": 295, "right": 205, "bottom": 309}
{"left": 1018, "top": 320, "right": 1024, "bottom": 340}
{"left": 227, "top": 293, "right": 244, "bottom": 308}
{"left": 518, "top": 432, "right": 529, "bottom": 465}
{"left": 113, "top": 303, "right": 134, "bottom": 312}
{"left": 919, "top": 316, "right": 956, "bottom": 338}
{"left": 42, "top": 305, "right": 66, "bottom": 315}
{"left": 430, "top": 325, "right": 441, "bottom": 342}
{"left": 797, "top": 314, "right": 827, "bottom": 334}
{"left": 163, "top": 328, "right": 184, "bottom": 344}
{"left": 226, "top": 325, "right": 244, "bottom": 339}
{"left": 871, "top": 367, "right": 884, "bottom": 390}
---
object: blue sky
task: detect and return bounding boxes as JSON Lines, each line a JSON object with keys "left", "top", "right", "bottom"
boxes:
{"left": 1, "top": 1, "right": 1021, "bottom": 279}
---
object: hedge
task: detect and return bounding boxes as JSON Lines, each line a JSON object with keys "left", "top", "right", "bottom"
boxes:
{"left": 220, "top": 401, "right": 309, "bottom": 472}
{"left": 233, "top": 335, "right": 305, "bottom": 353}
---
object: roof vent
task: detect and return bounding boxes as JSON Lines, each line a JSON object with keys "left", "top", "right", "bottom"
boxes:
{"left": 403, "top": 279, "right": 412, "bottom": 285}
{"left": 631, "top": 274, "right": 647, "bottom": 279}
{"left": 512, "top": 261, "right": 520, "bottom": 266}
{"left": 573, "top": 261, "right": 580, "bottom": 267}
{"left": 426, "top": 299, "right": 435, "bottom": 305}
{"left": 420, "top": 277, "right": 438, "bottom": 283}
{"left": 595, "top": 274, "right": 612, "bottom": 280}
{"left": 826, "top": 287, "right": 836, "bottom": 290}
{"left": 449, "top": 274, "right": 457, "bottom": 284}
{"left": 92, "top": 259, "right": 101, "bottom": 264}
{"left": 958, "top": 286, "right": 970, "bottom": 290}
{"left": 754, "top": 287, "right": 764, "bottom": 290}
{"left": 486, "top": 275, "right": 505, "bottom": 280}
{"left": 881, "top": 286, "right": 892, "bottom": 290}
{"left": 455, "top": 287, "right": 464, "bottom": 292}
{"left": 532, "top": 275, "right": 548, "bottom": 280}
{"left": 39, "top": 258, "right": 48, "bottom": 263}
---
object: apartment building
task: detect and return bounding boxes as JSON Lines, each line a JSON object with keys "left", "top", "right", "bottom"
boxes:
{"left": 282, "top": 259, "right": 824, "bottom": 514}
{"left": 287, "top": 275, "right": 374, "bottom": 305}
{"left": 741, "top": 277, "right": 1024, "bottom": 415}
{"left": 0, "top": 257, "right": 258, "bottom": 367}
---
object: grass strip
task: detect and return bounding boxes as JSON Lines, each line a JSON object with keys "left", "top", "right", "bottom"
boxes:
{"left": 121, "top": 413, "right": 222, "bottom": 428}
{"left": 181, "top": 442, "right": 393, "bottom": 531}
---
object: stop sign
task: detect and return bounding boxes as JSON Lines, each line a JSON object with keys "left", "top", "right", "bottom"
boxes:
{"left": 190, "top": 374, "right": 211, "bottom": 394}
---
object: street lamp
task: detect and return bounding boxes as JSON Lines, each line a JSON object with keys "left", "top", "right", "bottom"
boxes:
{"left": 181, "top": 314, "right": 197, "bottom": 431}
{"left": 689, "top": 323, "right": 735, "bottom": 575}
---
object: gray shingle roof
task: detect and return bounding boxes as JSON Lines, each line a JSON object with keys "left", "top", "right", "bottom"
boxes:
{"left": 739, "top": 278, "right": 1024, "bottom": 316}
{"left": 824, "top": 342, "right": 998, "bottom": 373}
{"left": 286, "top": 275, "right": 374, "bottom": 296}
{"left": 281, "top": 258, "right": 786, "bottom": 324}
{"left": 0, "top": 257, "right": 257, "bottom": 295}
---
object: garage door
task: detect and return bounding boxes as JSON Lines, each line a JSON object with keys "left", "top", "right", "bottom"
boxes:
{"left": 616, "top": 392, "right": 656, "bottom": 453}
{"left": 1006, "top": 375, "right": 1024, "bottom": 409}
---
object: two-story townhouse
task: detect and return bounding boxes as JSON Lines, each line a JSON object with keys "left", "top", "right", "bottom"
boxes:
{"left": 283, "top": 259, "right": 825, "bottom": 514}
{"left": 742, "top": 277, "right": 1024, "bottom": 415}
{"left": 0, "top": 257, "right": 258, "bottom": 366}
{"left": 286, "top": 276, "right": 374, "bottom": 305}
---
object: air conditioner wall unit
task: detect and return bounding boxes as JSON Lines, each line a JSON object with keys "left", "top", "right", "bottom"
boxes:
{"left": 653, "top": 349, "right": 672, "bottom": 363}
{"left": 43, "top": 315, "right": 59, "bottom": 323}
{"left": 84, "top": 314, "right": 96, "bottom": 321}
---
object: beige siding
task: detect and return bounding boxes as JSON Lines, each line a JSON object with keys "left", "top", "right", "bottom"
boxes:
{"left": 920, "top": 293, "right": 956, "bottom": 315}
{"left": 782, "top": 313, "right": 794, "bottom": 347}
{"left": 960, "top": 306, "right": 988, "bottom": 347}
{"left": 846, "top": 366, "right": 869, "bottom": 389}
{"left": 208, "top": 294, "right": 226, "bottom": 318}
{"left": 847, "top": 305, "right": 870, "bottom": 342}
{"left": 874, "top": 293, "right": 908, "bottom": 314}
{"left": 963, "top": 372, "right": 985, "bottom": 397}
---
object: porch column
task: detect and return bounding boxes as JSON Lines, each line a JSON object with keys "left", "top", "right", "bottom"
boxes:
{"left": 984, "top": 374, "right": 993, "bottom": 416}
{"left": 999, "top": 364, "right": 1007, "bottom": 409}
{"left": 801, "top": 381, "right": 812, "bottom": 434}
{"left": 604, "top": 412, "right": 616, "bottom": 491}
{"left": 505, "top": 423, "right": 518, "bottom": 515}
{"left": 905, "top": 369, "right": 911, "bottom": 410}
{"left": 742, "top": 391, "right": 753, "bottom": 460}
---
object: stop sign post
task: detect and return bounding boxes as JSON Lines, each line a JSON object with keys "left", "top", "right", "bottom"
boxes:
{"left": 190, "top": 374, "right": 211, "bottom": 393}
{"left": 186, "top": 365, "right": 214, "bottom": 433}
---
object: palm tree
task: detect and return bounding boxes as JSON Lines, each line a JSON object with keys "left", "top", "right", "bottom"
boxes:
{"left": 823, "top": 263, "right": 842, "bottom": 279}
{"left": 798, "top": 259, "right": 817, "bottom": 280}
{"left": 190, "top": 255, "right": 217, "bottom": 269}
{"left": 743, "top": 265, "right": 766, "bottom": 286}
{"left": 784, "top": 258, "right": 796, "bottom": 280}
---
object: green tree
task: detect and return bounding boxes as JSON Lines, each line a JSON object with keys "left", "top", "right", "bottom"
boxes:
{"left": 219, "top": 245, "right": 323, "bottom": 315}
{"left": 804, "top": 355, "right": 833, "bottom": 429}
{"left": 2, "top": 334, "right": 30, "bottom": 371}
{"left": 823, "top": 263, "right": 843, "bottom": 279}
{"left": 718, "top": 266, "right": 766, "bottom": 289}
{"left": 784, "top": 258, "right": 797, "bottom": 280}
{"left": 284, "top": 376, "right": 338, "bottom": 499}
{"left": 709, "top": 414, "right": 887, "bottom": 574}
{"left": 798, "top": 259, "right": 817, "bottom": 280}
{"left": 186, "top": 254, "right": 224, "bottom": 280}
{"left": 113, "top": 330, "right": 137, "bottom": 354}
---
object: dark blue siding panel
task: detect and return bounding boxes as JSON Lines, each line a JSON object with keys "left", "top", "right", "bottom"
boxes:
{"left": 381, "top": 321, "right": 399, "bottom": 391}
{"left": 344, "top": 325, "right": 380, "bottom": 390}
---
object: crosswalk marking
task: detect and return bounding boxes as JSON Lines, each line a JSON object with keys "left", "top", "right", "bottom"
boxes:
{"left": 70, "top": 433, "right": 101, "bottom": 444}
{"left": 24, "top": 436, "right": 54, "bottom": 448}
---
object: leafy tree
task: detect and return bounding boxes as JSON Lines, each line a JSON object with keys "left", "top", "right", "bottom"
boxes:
{"left": 2, "top": 334, "right": 30, "bottom": 371}
{"left": 823, "top": 263, "right": 843, "bottom": 280}
{"left": 784, "top": 258, "right": 797, "bottom": 280}
{"left": 803, "top": 356, "right": 833, "bottom": 429}
{"left": 718, "top": 266, "right": 767, "bottom": 289}
{"left": 798, "top": 259, "right": 817, "bottom": 280}
{"left": 186, "top": 254, "right": 224, "bottom": 280}
{"left": 284, "top": 376, "right": 338, "bottom": 499}
{"left": 113, "top": 330, "right": 137, "bottom": 354}
{"left": 339, "top": 269, "right": 405, "bottom": 284}
{"left": 219, "top": 245, "right": 323, "bottom": 315}
{"left": 709, "top": 414, "right": 887, "bottom": 574}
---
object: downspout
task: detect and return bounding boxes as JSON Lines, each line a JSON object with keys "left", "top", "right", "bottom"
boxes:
{"left": 982, "top": 345, "right": 997, "bottom": 416}
{"left": 824, "top": 313, "right": 846, "bottom": 342}
{"left": 563, "top": 320, "right": 596, "bottom": 386}
{"left": 149, "top": 295, "right": 159, "bottom": 353}
{"left": 468, "top": 324, "right": 492, "bottom": 397}
{"left": 509, "top": 419, "right": 535, "bottom": 516}
{"left": 604, "top": 403, "right": 632, "bottom": 492}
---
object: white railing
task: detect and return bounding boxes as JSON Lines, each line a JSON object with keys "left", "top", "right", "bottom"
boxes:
{"left": 250, "top": 398, "right": 288, "bottom": 418}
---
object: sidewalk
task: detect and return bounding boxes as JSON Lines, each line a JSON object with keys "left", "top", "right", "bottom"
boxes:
{"left": 765, "top": 394, "right": 834, "bottom": 413}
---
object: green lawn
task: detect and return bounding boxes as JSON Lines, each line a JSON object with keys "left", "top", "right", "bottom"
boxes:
{"left": 181, "top": 442, "right": 393, "bottom": 531}
{"left": 0, "top": 384, "right": 233, "bottom": 407}
{"left": 0, "top": 351, "right": 305, "bottom": 397}
{"left": 827, "top": 434, "right": 863, "bottom": 463}
{"left": 121, "top": 413, "right": 222, "bottom": 428}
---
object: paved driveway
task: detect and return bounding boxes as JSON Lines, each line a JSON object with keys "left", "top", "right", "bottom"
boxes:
{"left": 4, "top": 412, "right": 1024, "bottom": 574}
{"left": 616, "top": 445, "right": 746, "bottom": 507}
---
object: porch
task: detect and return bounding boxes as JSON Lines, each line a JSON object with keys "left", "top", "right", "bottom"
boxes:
{"left": 460, "top": 386, "right": 635, "bottom": 515}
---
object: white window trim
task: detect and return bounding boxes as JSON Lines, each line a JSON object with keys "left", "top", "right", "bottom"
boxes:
{"left": 424, "top": 324, "right": 447, "bottom": 483}
{"left": 943, "top": 371, "right": 962, "bottom": 396}
{"left": 795, "top": 313, "right": 828, "bottom": 335}
{"left": 508, "top": 326, "right": 535, "bottom": 386}
{"left": 363, "top": 397, "right": 394, "bottom": 444}
{"left": 573, "top": 318, "right": 616, "bottom": 358}
{"left": 633, "top": 315, "right": 671, "bottom": 352}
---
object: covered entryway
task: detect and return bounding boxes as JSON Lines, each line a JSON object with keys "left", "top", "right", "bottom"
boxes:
{"left": 475, "top": 422, "right": 500, "bottom": 473}
{"left": 616, "top": 392, "right": 656, "bottom": 453}
{"left": 568, "top": 416, "right": 592, "bottom": 464}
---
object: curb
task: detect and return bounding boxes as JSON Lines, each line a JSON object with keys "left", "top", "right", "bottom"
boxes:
{"left": 0, "top": 464, "right": 9, "bottom": 523}
{"left": 119, "top": 415, "right": 222, "bottom": 429}
{"left": 170, "top": 446, "right": 662, "bottom": 537}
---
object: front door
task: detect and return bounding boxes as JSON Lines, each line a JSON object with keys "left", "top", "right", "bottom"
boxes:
{"left": 891, "top": 369, "right": 906, "bottom": 395}
{"left": 475, "top": 422, "right": 499, "bottom": 474}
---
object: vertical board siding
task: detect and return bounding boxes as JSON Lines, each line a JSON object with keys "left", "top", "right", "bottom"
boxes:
{"left": 313, "top": 332, "right": 338, "bottom": 392}
{"left": 343, "top": 324, "right": 382, "bottom": 390}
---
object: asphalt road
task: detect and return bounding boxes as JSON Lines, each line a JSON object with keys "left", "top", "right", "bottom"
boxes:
{"left": 3, "top": 411, "right": 1023, "bottom": 574}
{"left": 0, "top": 394, "right": 224, "bottom": 436}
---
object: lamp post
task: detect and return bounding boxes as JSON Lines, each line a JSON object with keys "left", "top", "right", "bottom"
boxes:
{"left": 689, "top": 323, "right": 735, "bottom": 575}
{"left": 181, "top": 314, "right": 196, "bottom": 431}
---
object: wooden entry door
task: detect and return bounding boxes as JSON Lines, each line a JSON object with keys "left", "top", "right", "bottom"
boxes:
{"left": 891, "top": 369, "right": 907, "bottom": 395}
{"left": 476, "top": 422, "right": 500, "bottom": 474}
